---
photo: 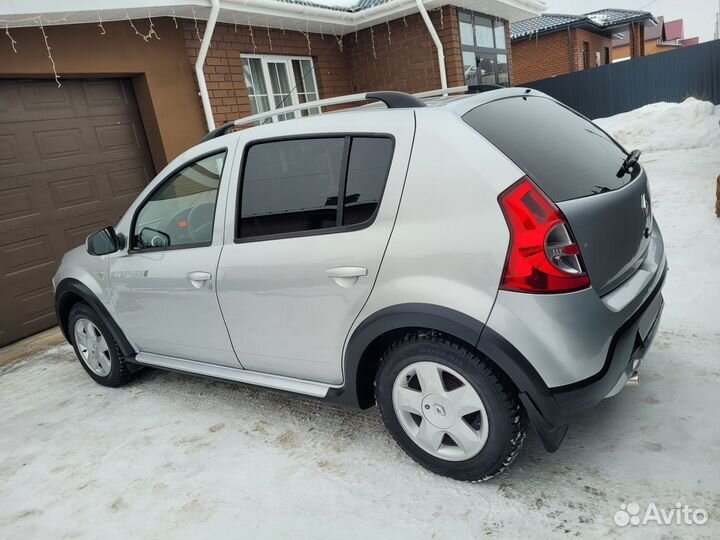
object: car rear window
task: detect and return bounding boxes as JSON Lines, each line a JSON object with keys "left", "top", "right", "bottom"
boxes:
{"left": 463, "top": 96, "right": 633, "bottom": 202}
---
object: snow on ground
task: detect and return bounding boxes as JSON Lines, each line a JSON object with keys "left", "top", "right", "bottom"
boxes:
{"left": 1, "top": 100, "right": 720, "bottom": 539}
{"left": 596, "top": 98, "right": 720, "bottom": 153}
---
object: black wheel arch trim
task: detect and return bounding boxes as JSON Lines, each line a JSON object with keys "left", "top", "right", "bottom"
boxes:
{"left": 55, "top": 278, "right": 136, "bottom": 359}
{"left": 327, "top": 303, "right": 485, "bottom": 409}
{"left": 326, "top": 302, "right": 567, "bottom": 451}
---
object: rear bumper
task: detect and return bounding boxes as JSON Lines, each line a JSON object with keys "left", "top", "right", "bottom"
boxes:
{"left": 478, "top": 256, "right": 666, "bottom": 452}
{"left": 551, "top": 269, "right": 665, "bottom": 416}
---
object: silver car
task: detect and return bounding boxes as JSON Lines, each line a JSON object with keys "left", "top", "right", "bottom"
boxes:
{"left": 53, "top": 88, "right": 666, "bottom": 481}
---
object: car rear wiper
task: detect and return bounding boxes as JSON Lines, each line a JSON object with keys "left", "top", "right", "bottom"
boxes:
{"left": 617, "top": 149, "right": 641, "bottom": 177}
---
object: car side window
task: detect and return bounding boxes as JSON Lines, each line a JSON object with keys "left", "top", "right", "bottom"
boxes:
{"left": 238, "top": 136, "right": 393, "bottom": 240}
{"left": 239, "top": 138, "right": 344, "bottom": 239}
{"left": 343, "top": 137, "right": 393, "bottom": 226}
{"left": 133, "top": 152, "right": 226, "bottom": 250}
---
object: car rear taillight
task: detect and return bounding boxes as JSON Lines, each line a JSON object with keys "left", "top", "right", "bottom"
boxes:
{"left": 498, "top": 177, "right": 590, "bottom": 294}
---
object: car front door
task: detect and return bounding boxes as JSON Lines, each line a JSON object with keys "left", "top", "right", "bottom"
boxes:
{"left": 108, "top": 147, "right": 238, "bottom": 366}
{"left": 216, "top": 112, "right": 415, "bottom": 384}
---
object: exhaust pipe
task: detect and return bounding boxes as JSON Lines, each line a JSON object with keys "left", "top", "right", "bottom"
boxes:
{"left": 626, "top": 371, "right": 640, "bottom": 387}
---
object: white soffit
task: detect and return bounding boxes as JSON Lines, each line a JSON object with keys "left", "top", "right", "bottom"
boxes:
{"left": 0, "top": 0, "right": 545, "bottom": 34}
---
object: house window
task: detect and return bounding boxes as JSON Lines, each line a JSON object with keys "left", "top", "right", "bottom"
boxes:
{"left": 458, "top": 10, "right": 509, "bottom": 87}
{"left": 582, "top": 42, "right": 590, "bottom": 69}
{"left": 242, "top": 55, "right": 320, "bottom": 122}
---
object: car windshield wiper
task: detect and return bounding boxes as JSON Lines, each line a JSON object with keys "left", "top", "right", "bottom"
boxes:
{"left": 617, "top": 149, "right": 641, "bottom": 178}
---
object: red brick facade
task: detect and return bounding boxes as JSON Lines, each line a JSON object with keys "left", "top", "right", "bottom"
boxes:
{"left": 628, "top": 23, "right": 646, "bottom": 58}
{"left": 182, "top": 6, "right": 506, "bottom": 128}
{"left": 344, "top": 8, "right": 466, "bottom": 93}
{"left": 184, "top": 20, "right": 352, "bottom": 126}
{"left": 512, "top": 28, "right": 613, "bottom": 86}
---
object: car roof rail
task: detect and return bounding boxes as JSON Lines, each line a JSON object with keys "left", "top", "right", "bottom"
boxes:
{"left": 200, "top": 90, "right": 426, "bottom": 142}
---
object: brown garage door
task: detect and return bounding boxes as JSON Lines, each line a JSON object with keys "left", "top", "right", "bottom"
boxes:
{"left": 0, "top": 78, "right": 155, "bottom": 346}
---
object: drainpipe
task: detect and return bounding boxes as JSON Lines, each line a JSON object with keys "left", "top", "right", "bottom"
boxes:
{"left": 196, "top": 0, "right": 221, "bottom": 131}
{"left": 415, "top": 0, "right": 447, "bottom": 95}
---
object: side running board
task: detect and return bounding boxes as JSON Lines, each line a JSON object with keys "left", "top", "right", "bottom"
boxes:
{"left": 134, "top": 352, "right": 334, "bottom": 398}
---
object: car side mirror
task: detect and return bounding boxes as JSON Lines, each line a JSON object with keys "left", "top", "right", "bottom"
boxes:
{"left": 86, "top": 226, "right": 124, "bottom": 256}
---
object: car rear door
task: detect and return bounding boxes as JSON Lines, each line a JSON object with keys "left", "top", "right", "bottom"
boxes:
{"left": 216, "top": 111, "right": 415, "bottom": 384}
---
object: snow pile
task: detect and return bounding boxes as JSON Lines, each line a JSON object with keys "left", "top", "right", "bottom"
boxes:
{"left": 595, "top": 97, "right": 720, "bottom": 152}
{"left": 585, "top": 13, "right": 609, "bottom": 25}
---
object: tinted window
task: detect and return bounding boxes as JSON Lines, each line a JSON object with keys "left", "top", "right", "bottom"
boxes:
{"left": 239, "top": 138, "right": 344, "bottom": 238}
{"left": 343, "top": 138, "right": 393, "bottom": 226}
{"left": 463, "top": 96, "right": 632, "bottom": 202}
{"left": 134, "top": 152, "right": 225, "bottom": 249}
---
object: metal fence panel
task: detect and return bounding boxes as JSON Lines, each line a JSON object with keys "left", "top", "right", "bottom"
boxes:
{"left": 523, "top": 39, "right": 720, "bottom": 119}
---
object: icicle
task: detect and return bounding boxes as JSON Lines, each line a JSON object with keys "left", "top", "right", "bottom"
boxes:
{"left": 355, "top": 29, "right": 358, "bottom": 43}
{"left": 266, "top": 23, "right": 272, "bottom": 51}
{"left": 331, "top": 25, "right": 343, "bottom": 52}
{"left": 38, "top": 20, "right": 60, "bottom": 87}
{"left": 248, "top": 18, "right": 257, "bottom": 53}
{"left": 280, "top": 20, "right": 285, "bottom": 34}
{"left": 403, "top": 15, "right": 408, "bottom": 27}
{"left": 147, "top": 12, "right": 160, "bottom": 40}
{"left": 386, "top": 19, "right": 391, "bottom": 45}
{"left": 171, "top": 8, "right": 178, "bottom": 29}
{"left": 304, "top": 20, "right": 312, "bottom": 55}
{"left": 126, "top": 11, "right": 159, "bottom": 41}
{"left": 370, "top": 26, "right": 376, "bottom": 59}
{"left": 440, "top": 6, "right": 444, "bottom": 30}
{"left": 191, "top": 7, "right": 201, "bottom": 41}
{"left": 97, "top": 12, "right": 106, "bottom": 35}
{"left": 5, "top": 24, "right": 17, "bottom": 53}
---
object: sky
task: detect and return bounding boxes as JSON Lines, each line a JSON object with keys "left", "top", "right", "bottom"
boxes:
{"left": 540, "top": 0, "right": 719, "bottom": 42}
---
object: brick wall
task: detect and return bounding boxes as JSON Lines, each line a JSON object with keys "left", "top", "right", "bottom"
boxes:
{"left": 616, "top": 40, "right": 672, "bottom": 60}
{"left": 183, "top": 6, "right": 504, "bottom": 128}
{"left": 613, "top": 43, "right": 631, "bottom": 60}
{"left": 184, "top": 20, "right": 352, "bottom": 127}
{"left": 512, "top": 28, "right": 612, "bottom": 86}
{"left": 512, "top": 31, "right": 572, "bottom": 85}
{"left": 571, "top": 28, "right": 612, "bottom": 69}
{"left": 344, "top": 7, "right": 465, "bottom": 93}
{"left": 629, "top": 23, "right": 646, "bottom": 58}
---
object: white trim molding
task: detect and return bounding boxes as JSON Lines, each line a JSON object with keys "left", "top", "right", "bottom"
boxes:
{"left": 0, "top": 0, "right": 546, "bottom": 34}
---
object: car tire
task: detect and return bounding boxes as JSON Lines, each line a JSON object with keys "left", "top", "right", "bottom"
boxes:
{"left": 68, "top": 302, "right": 132, "bottom": 388}
{"left": 375, "top": 333, "right": 526, "bottom": 481}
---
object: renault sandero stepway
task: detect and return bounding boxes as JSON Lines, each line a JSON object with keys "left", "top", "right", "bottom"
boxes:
{"left": 54, "top": 88, "right": 666, "bottom": 481}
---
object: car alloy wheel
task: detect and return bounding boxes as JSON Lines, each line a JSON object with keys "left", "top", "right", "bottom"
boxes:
{"left": 392, "top": 361, "right": 489, "bottom": 461}
{"left": 74, "top": 317, "right": 112, "bottom": 377}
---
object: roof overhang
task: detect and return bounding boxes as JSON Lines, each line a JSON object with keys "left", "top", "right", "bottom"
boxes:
{"left": 512, "top": 11, "right": 657, "bottom": 41}
{"left": 0, "top": 0, "right": 545, "bottom": 34}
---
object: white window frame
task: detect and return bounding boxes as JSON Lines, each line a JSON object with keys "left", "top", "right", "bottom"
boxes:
{"left": 242, "top": 53, "right": 321, "bottom": 123}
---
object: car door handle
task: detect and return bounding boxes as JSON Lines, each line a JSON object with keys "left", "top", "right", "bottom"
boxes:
{"left": 326, "top": 266, "right": 368, "bottom": 278}
{"left": 187, "top": 271, "right": 212, "bottom": 288}
{"left": 326, "top": 266, "right": 367, "bottom": 288}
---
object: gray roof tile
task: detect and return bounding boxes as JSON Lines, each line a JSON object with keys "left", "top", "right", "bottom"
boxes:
{"left": 511, "top": 8, "right": 654, "bottom": 40}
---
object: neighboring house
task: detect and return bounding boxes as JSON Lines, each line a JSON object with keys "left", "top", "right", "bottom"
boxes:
{"left": 510, "top": 8, "right": 657, "bottom": 85}
{"left": 0, "top": 0, "right": 543, "bottom": 346}
{"left": 613, "top": 17, "right": 700, "bottom": 61}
